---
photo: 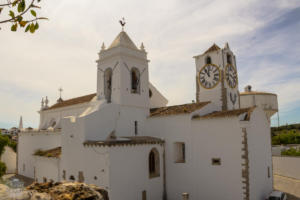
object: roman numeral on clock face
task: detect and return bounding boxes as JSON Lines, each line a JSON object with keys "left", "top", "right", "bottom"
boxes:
{"left": 198, "top": 64, "right": 220, "bottom": 89}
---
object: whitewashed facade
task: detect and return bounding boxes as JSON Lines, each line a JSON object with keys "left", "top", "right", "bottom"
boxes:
{"left": 18, "top": 29, "right": 277, "bottom": 200}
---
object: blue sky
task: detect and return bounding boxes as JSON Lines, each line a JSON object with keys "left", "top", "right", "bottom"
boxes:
{"left": 0, "top": 0, "right": 299, "bottom": 128}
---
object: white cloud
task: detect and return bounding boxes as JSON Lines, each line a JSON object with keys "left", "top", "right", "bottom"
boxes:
{"left": 0, "top": 0, "right": 299, "bottom": 127}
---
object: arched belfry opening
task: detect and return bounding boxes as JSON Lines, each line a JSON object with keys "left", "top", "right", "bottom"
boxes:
{"left": 227, "top": 53, "right": 232, "bottom": 64}
{"left": 104, "top": 68, "right": 112, "bottom": 103}
{"left": 149, "top": 148, "right": 160, "bottom": 178}
{"left": 206, "top": 56, "right": 212, "bottom": 64}
{"left": 131, "top": 67, "right": 140, "bottom": 94}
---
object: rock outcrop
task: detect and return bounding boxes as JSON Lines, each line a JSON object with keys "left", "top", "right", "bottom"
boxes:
{"left": 0, "top": 181, "right": 108, "bottom": 200}
{"left": 26, "top": 181, "right": 109, "bottom": 200}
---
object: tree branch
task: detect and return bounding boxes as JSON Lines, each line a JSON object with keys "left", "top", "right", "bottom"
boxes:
{"left": 0, "top": 0, "right": 35, "bottom": 24}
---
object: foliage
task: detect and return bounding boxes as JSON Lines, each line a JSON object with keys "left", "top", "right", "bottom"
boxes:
{"left": 0, "top": 161, "right": 6, "bottom": 177}
{"left": 0, "top": 134, "right": 9, "bottom": 156}
{"left": 272, "top": 129, "right": 300, "bottom": 145}
{"left": 0, "top": 0, "right": 48, "bottom": 33}
{"left": 0, "top": 131, "right": 17, "bottom": 155}
{"left": 281, "top": 147, "right": 300, "bottom": 156}
{"left": 271, "top": 123, "right": 300, "bottom": 145}
{"left": 34, "top": 149, "right": 44, "bottom": 156}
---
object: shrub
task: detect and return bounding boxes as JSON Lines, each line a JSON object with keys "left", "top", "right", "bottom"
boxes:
{"left": 0, "top": 161, "right": 6, "bottom": 177}
{"left": 281, "top": 147, "right": 300, "bottom": 156}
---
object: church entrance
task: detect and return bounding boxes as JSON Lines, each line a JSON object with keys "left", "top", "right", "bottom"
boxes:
{"left": 104, "top": 68, "right": 112, "bottom": 103}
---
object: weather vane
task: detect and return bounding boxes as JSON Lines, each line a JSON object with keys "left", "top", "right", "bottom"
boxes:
{"left": 119, "top": 17, "right": 126, "bottom": 31}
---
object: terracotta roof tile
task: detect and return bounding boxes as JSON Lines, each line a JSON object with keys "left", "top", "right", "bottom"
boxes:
{"left": 84, "top": 136, "right": 164, "bottom": 147}
{"left": 34, "top": 147, "right": 61, "bottom": 158}
{"left": 44, "top": 93, "right": 96, "bottom": 111}
{"left": 204, "top": 44, "right": 221, "bottom": 54}
{"left": 150, "top": 102, "right": 210, "bottom": 117}
{"left": 192, "top": 107, "right": 256, "bottom": 120}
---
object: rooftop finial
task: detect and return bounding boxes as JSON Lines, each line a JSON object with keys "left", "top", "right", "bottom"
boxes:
{"left": 119, "top": 17, "right": 126, "bottom": 31}
{"left": 45, "top": 96, "right": 49, "bottom": 108}
{"left": 41, "top": 97, "right": 44, "bottom": 110}
{"left": 140, "top": 42, "right": 145, "bottom": 51}
{"left": 101, "top": 42, "right": 106, "bottom": 50}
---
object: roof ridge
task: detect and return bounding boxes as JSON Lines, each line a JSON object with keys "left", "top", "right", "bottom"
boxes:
{"left": 44, "top": 93, "right": 96, "bottom": 111}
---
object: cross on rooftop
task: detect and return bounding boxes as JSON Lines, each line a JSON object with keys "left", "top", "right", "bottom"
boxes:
{"left": 59, "top": 87, "right": 63, "bottom": 98}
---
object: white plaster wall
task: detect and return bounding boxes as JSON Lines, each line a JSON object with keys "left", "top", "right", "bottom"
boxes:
{"left": 149, "top": 83, "right": 168, "bottom": 108}
{"left": 109, "top": 145, "right": 163, "bottom": 200}
{"left": 60, "top": 116, "right": 110, "bottom": 188}
{"left": 82, "top": 102, "right": 149, "bottom": 141}
{"left": 34, "top": 157, "right": 60, "bottom": 182}
{"left": 240, "top": 94, "right": 278, "bottom": 111}
{"left": 18, "top": 131, "right": 61, "bottom": 178}
{"left": 119, "top": 58, "right": 150, "bottom": 108}
{"left": 1, "top": 146, "right": 16, "bottom": 174}
{"left": 245, "top": 108, "right": 273, "bottom": 200}
{"left": 39, "top": 103, "right": 93, "bottom": 129}
{"left": 273, "top": 156, "right": 300, "bottom": 180}
{"left": 146, "top": 114, "right": 243, "bottom": 200}
{"left": 97, "top": 45, "right": 150, "bottom": 108}
{"left": 190, "top": 117, "right": 243, "bottom": 200}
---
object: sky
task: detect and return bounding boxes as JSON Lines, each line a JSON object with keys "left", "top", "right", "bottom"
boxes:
{"left": 0, "top": 0, "right": 300, "bottom": 128}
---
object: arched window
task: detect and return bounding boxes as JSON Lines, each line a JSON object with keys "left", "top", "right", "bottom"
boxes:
{"left": 49, "top": 118, "right": 56, "bottom": 128}
{"left": 227, "top": 54, "right": 232, "bottom": 64}
{"left": 206, "top": 56, "right": 212, "bottom": 64}
{"left": 104, "top": 68, "right": 112, "bottom": 103}
{"left": 149, "top": 148, "right": 160, "bottom": 178}
{"left": 131, "top": 67, "right": 140, "bottom": 94}
{"left": 149, "top": 89, "right": 153, "bottom": 98}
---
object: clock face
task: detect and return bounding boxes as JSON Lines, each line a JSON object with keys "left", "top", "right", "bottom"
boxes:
{"left": 225, "top": 64, "right": 238, "bottom": 88}
{"left": 198, "top": 64, "right": 220, "bottom": 89}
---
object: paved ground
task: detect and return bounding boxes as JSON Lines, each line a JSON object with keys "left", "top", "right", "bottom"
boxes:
{"left": 274, "top": 174, "right": 300, "bottom": 200}
{"left": 2, "top": 174, "right": 34, "bottom": 187}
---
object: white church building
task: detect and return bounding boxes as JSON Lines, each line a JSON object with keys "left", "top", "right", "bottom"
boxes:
{"left": 18, "top": 27, "right": 278, "bottom": 200}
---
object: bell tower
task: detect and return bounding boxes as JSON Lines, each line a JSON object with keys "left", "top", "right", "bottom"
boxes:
{"left": 194, "top": 43, "right": 240, "bottom": 111}
{"left": 96, "top": 27, "right": 150, "bottom": 108}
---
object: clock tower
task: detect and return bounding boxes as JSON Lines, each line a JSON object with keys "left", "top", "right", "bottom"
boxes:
{"left": 194, "top": 43, "right": 240, "bottom": 111}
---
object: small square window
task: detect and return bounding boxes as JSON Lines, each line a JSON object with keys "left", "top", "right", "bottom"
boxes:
{"left": 212, "top": 158, "right": 221, "bottom": 165}
{"left": 174, "top": 142, "right": 185, "bottom": 163}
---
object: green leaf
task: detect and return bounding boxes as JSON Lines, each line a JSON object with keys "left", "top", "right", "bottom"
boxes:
{"left": 30, "top": 10, "right": 36, "bottom": 17}
{"left": 25, "top": 24, "right": 30, "bottom": 32}
{"left": 11, "top": 24, "right": 17, "bottom": 31}
{"left": 34, "top": 22, "right": 39, "bottom": 30}
{"left": 29, "top": 23, "right": 35, "bottom": 33}
{"left": 9, "top": 11, "right": 15, "bottom": 18}
{"left": 17, "top": 16, "right": 23, "bottom": 22}
{"left": 12, "top": 0, "right": 19, "bottom": 6}
{"left": 17, "top": 0, "right": 25, "bottom": 13}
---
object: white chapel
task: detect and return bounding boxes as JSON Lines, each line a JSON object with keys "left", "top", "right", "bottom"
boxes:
{"left": 18, "top": 25, "right": 278, "bottom": 200}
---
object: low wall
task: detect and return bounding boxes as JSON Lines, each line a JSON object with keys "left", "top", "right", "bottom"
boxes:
{"left": 1, "top": 146, "right": 16, "bottom": 174}
{"left": 273, "top": 156, "right": 300, "bottom": 180}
